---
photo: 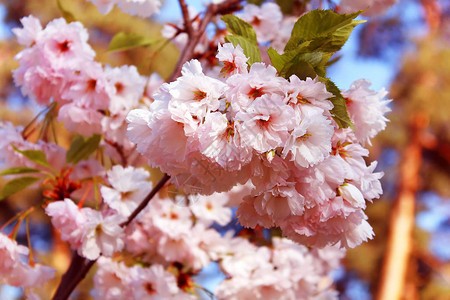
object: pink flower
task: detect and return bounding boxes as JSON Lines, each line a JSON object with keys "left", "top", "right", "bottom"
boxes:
{"left": 12, "top": 15, "right": 42, "bottom": 47}
{"left": 105, "top": 65, "right": 146, "bottom": 115}
{"left": 342, "top": 79, "right": 391, "bottom": 145}
{"left": 0, "top": 233, "right": 29, "bottom": 275}
{"left": 58, "top": 103, "right": 104, "bottom": 136}
{"left": 197, "top": 112, "right": 252, "bottom": 171}
{"left": 216, "top": 43, "right": 249, "bottom": 76}
{"left": 81, "top": 209, "right": 125, "bottom": 260}
{"left": 226, "top": 63, "right": 286, "bottom": 114}
{"left": 191, "top": 193, "right": 232, "bottom": 226}
{"left": 282, "top": 105, "right": 334, "bottom": 168}
{"left": 284, "top": 76, "right": 334, "bottom": 112}
{"left": 62, "top": 62, "right": 112, "bottom": 110}
{"left": 339, "top": 0, "right": 398, "bottom": 17}
{"left": 238, "top": 3, "right": 282, "bottom": 43}
{"left": 236, "top": 94, "right": 296, "bottom": 153}
{"left": 338, "top": 183, "right": 366, "bottom": 209}
{"left": 168, "top": 60, "right": 227, "bottom": 135}
{"left": 37, "top": 18, "right": 95, "bottom": 69}
{"left": 45, "top": 199, "right": 87, "bottom": 248}
{"left": 116, "top": 0, "right": 162, "bottom": 18}
{"left": 237, "top": 183, "right": 305, "bottom": 228}
{"left": 0, "top": 233, "right": 55, "bottom": 288}
{"left": 101, "top": 166, "right": 152, "bottom": 217}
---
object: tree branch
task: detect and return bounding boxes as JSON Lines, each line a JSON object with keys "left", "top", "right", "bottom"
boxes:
{"left": 376, "top": 113, "right": 428, "bottom": 300}
{"left": 169, "top": 0, "right": 241, "bottom": 81}
{"left": 121, "top": 173, "right": 171, "bottom": 227}
{"left": 179, "top": 0, "right": 194, "bottom": 37}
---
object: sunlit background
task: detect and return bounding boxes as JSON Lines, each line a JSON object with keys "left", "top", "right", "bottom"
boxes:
{"left": 0, "top": 0, "right": 449, "bottom": 299}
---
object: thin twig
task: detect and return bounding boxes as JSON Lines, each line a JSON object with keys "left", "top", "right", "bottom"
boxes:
{"left": 179, "top": 0, "right": 194, "bottom": 37}
{"left": 169, "top": 0, "right": 241, "bottom": 81}
{"left": 121, "top": 173, "right": 171, "bottom": 227}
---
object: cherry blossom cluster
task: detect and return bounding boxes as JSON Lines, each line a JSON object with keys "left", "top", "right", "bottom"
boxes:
{"left": 13, "top": 16, "right": 146, "bottom": 151}
{"left": 215, "top": 236, "right": 344, "bottom": 299}
{"left": 87, "top": 0, "right": 162, "bottom": 17}
{"left": 45, "top": 165, "right": 155, "bottom": 260}
{"left": 127, "top": 43, "right": 391, "bottom": 248}
{"left": 0, "top": 1, "right": 397, "bottom": 298}
{"left": 90, "top": 184, "right": 344, "bottom": 299}
{"left": 0, "top": 122, "right": 66, "bottom": 172}
{"left": 92, "top": 258, "right": 196, "bottom": 299}
{"left": 0, "top": 233, "right": 55, "bottom": 289}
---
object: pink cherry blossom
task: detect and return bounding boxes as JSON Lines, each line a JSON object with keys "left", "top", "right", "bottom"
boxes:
{"left": 342, "top": 79, "right": 391, "bottom": 145}
{"left": 236, "top": 94, "right": 296, "bottom": 153}
{"left": 238, "top": 3, "right": 283, "bottom": 43}
{"left": 216, "top": 43, "right": 249, "bottom": 76}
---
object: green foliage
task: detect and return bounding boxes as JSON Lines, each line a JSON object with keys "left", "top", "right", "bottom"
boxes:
{"left": 284, "top": 10, "right": 364, "bottom": 52}
{"left": 247, "top": 0, "right": 265, "bottom": 5}
{"left": 56, "top": 0, "right": 76, "bottom": 22}
{"left": 275, "top": 0, "right": 298, "bottom": 14}
{"left": 221, "top": 15, "right": 261, "bottom": 65}
{"left": 0, "top": 176, "right": 41, "bottom": 200}
{"left": 324, "top": 79, "right": 354, "bottom": 129}
{"left": 0, "top": 167, "right": 40, "bottom": 176}
{"left": 12, "top": 145, "right": 52, "bottom": 169}
{"left": 267, "top": 9, "right": 362, "bottom": 128}
{"left": 108, "top": 32, "right": 157, "bottom": 52}
{"left": 66, "top": 134, "right": 102, "bottom": 164}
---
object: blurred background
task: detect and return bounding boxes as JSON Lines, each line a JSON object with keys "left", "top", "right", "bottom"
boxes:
{"left": 0, "top": 0, "right": 449, "bottom": 299}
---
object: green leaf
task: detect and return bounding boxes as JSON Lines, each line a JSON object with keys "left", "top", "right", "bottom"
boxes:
{"left": 284, "top": 10, "right": 365, "bottom": 52}
{"left": 225, "top": 35, "right": 261, "bottom": 66}
{"left": 268, "top": 47, "right": 330, "bottom": 79}
{"left": 276, "top": 0, "right": 298, "bottom": 14}
{"left": 12, "top": 145, "right": 51, "bottom": 169}
{"left": 322, "top": 78, "right": 354, "bottom": 129}
{"left": 221, "top": 15, "right": 261, "bottom": 66}
{"left": 221, "top": 15, "right": 258, "bottom": 42}
{"left": 247, "top": 0, "right": 265, "bottom": 5}
{"left": 108, "top": 32, "right": 156, "bottom": 52}
{"left": 0, "top": 177, "right": 41, "bottom": 200}
{"left": 267, "top": 47, "right": 289, "bottom": 72}
{"left": 66, "top": 134, "right": 102, "bottom": 164}
{"left": 0, "top": 167, "right": 40, "bottom": 176}
{"left": 57, "top": 0, "right": 76, "bottom": 22}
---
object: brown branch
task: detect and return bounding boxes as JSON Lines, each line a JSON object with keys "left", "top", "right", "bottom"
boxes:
{"left": 179, "top": 0, "right": 194, "bottom": 37}
{"left": 104, "top": 139, "right": 127, "bottom": 166}
{"left": 52, "top": 253, "right": 96, "bottom": 300}
{"left": 376, "top": 113, "right": 428, "bottom": 300}
{"left": 169, "top": 0, "right": 241, "bottom": 82}
{"left": 121, "top": 173, "right": 171, "bottom": 227}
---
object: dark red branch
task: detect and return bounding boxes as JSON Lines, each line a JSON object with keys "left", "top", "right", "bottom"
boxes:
{"left": 179, "top": 0, "right": 194, "bottom": 37}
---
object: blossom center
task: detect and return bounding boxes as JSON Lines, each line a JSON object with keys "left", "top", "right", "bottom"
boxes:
{"left": 115, "top": 82, "right": 124, "bottom": 94}
{"left": 87, "top": 79, "right": 97, "bottom": 92}
{"left": 193, "top": 90, "right": 207, "bottom": 101}
{"left": 145, "top": 283, "right": 156, "bottom": 294}
{"left": 297, "top": 133, "right": 312, "bottom": 142}
{"left": 58, "top": 40, "right": 70, "bottom": 53}
{"left": 221, "top": 61, "right": 236, "bottom": 77}
{"left": 248, "top": 87, "right": 264, "bottom": 100}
